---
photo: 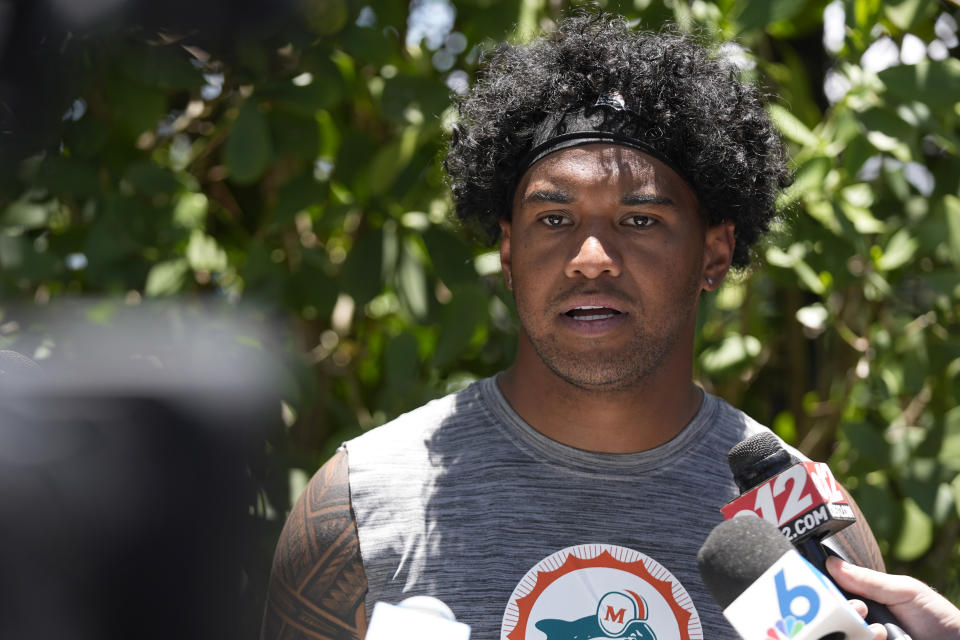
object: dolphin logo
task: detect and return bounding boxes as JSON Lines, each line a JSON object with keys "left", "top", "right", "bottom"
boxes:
{"left": 534, "top": 591, "right": 657, "bottom": 640}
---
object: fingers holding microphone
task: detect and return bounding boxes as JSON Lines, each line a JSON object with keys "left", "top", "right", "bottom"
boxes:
{"left": 827, "top": 556, "right": 960, "bottom": 640}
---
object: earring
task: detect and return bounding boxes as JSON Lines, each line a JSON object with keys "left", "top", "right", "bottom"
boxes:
{"left": 705, "top": 276, "right": 715, "bottom": 286}
{"left": 506, "top": 274, "right": 512, "bottom": 288}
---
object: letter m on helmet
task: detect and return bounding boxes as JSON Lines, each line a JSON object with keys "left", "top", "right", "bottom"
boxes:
{"left": 605, "top": 607, "right": 626, "bottom": 624}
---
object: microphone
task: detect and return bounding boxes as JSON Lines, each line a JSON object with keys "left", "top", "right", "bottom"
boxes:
{"left": 698, "top": 516, "right": 876, "bottom": 640}
{"left": 723, "top": 433, "right": 855, "bottom": 543}
{"left": 364, "top": 596, "right": 471, "bottom": 640}
{"left": 723, "top": 432, "right": 910, "bottom": 638}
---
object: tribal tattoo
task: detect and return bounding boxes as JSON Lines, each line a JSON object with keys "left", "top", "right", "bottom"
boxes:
{"left": 831, "top": 486, "right": 886, "bottom": 572}
{"left": 260, "top": 449, "right": 368, "bottom": 640}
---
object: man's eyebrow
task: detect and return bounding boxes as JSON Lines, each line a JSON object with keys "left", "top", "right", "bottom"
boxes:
{"left": 520, "top": 189, "right": 574, "bottom": 205}
{"left": 622, "top": 194, "right": 675, "bottom": 206}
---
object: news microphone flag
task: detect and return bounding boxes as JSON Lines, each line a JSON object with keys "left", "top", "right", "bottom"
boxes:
{"left": 721, "top": 460, "right": 855, "bottom": 543}
{"left": 698, "top": 516, "right": 874, "bottom": 640}
{"left": 365, "top": 596, "right": 471, "bottom": 640}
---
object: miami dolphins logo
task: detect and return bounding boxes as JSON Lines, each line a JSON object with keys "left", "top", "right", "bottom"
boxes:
{"left": 501, "top": 544, "right": 701, "bottom": 640}
{"left": 536, "top": 590, "right": 657, "bottom": 640}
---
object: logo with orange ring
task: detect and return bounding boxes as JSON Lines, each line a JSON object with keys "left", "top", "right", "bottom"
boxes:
{"left": 501, "top": 544, "right": 702, "bottom": 640}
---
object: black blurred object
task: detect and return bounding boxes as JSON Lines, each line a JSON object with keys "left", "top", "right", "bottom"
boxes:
{"left": 697, "top": 515, "right": 794, "bottom": 609}
{"left": 727, "top": 433, "right": 911, "bottom": 639}
{"left": 0, "top": 301, "right": 281, "bottom": 640}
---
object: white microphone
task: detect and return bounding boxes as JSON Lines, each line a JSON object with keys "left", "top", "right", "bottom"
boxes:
{"left": 364, "top": 596, "right": 471, "bottom": 640}
{"left": 698, "top": 516, "right": 878, "bottom": 640}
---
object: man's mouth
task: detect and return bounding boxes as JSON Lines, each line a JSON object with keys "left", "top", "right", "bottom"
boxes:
{"left": 564, "top": 306, "right": 623, "bottom": 321}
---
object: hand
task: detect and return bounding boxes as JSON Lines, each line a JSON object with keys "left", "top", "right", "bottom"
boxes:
{"left": 826, "top": 556, "right": 960, "bottom": 640}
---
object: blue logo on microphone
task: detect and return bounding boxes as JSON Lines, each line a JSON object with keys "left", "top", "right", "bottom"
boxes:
{"left": 766, "top": 564, "right": 823, "bottom": 639}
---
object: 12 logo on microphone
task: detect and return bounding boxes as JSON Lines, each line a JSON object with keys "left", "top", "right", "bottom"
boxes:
{"left": 721, "top": 461, "right": 855, "bottom": 541}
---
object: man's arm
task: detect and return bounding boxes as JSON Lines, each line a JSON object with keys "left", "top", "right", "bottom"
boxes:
{"left": 825, "top": 486, "right": 886, "bottom": 572}
{"left": 260, "top": 448, "right": 368, "bottom": 640}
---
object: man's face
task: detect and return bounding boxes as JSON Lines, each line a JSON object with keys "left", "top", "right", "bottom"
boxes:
{"left": 500, "top": 143, "right": 733, "bottom": 391}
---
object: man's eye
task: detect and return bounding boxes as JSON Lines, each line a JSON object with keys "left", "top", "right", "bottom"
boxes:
{"left": 625, "top": 215, "right": 655, "bottom": 228}
{"left": 541, "top": 214, "right": 568, "bottom": 227}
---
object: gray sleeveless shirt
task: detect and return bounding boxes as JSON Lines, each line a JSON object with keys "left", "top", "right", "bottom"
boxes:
{"left": 345, "top": 376, "right": 783, "bottom": 640}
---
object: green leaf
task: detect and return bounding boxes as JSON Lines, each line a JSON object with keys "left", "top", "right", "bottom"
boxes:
{"left": 942, "top": 195, "right": 960, "bottom": 268}
{"left": 839, "top": 200, "right": 886, "bottom": 234}
{"left": 300, "top": 0, "right": 349, "bottom": 35}
{"left": 2, "top": 199, "right": 51, "bottom": 229}
{"left": 858, "top": 107, "right": 916, "bottom": 162}
{"left": 941, "top": 406, "right": 960, "bottom": 471}
{"left": 424, "top": 226, "right": 476, "bottom": 286}
{"left": 224, "top": 102, "right": 274, "bottom": 185}
{"left": 381, "top": 73, "right": 451, "bottom": 123}
{"left": 186, "top": 229, "right": 227, "bottom": 272}
{"left": 852, "top": 481, "right": 899, "bottom": 542}
{"left": 735, "top": 0, "right": 808, "bottom": 32}
{"left": 884, "top": 0, "right": 935, "bottom": 31}
{"left": 384, "top": 331, "right": 419, "bottom": 385}
{"left": 173, "top": 193, "right": 209, "bottom": 229}
{"left": 953, "top": 474, "right": 960, "bottom": 519}
{"left": 433, "top": 284, "right": 489, "bottom": 368}
{"left": 123, "top": 44, "right": 202, "bottom": 90}
{"left": 875, "top": 228, "right": 918, "bottom": 272}
{"left": 879, "top": 59, "right": 960, "bottom": 111}
{"left": 397, "top": 240, "right": 429, "bottom": 319}
{"left": 275, "top": 174, "right": 327, "bottom": 225}
{"left": 699, "top": 334, "right": 762, "bottom": 374}
{"left": 768, "top": 103, "right": 820, "bottom": 148}
{"left": 840, "top": 134, "right": 876, "bottom": 176}
{"left": 269, "top": 110, "right": 321, "bottom": 160}
{"left": 145, "top": 258, "right": 189, "bottom": 296}
{"left": 63, "top": 115, "right": 109, "bottom": 159}
{"left": 104, "top": 80, "right": 166, "bottom": 140}
{"left": 340, "top": 229, "right": 384, "bottom": 306}
{"left": 35, "top": 155, "right": 100, "bottom": 198}
{"left": 380, "top": 331, "right": 421, "bottom": 413}
{"left": 853, "top": 0, "right": 883, "bottom": 31}
{"left": 892, "top": 496, "right": 933, "bottom": 560}
{"left": 841, "top": 422, "right": 891, "bottom": 470}
{"left": 123, "top": 163, "right": 179, "bottom": 195}
{"left": 265, "top": 70, "right": 345, "bottom": 118}
{"left": 778, "top": 156, "right": 831, "bottom": 207}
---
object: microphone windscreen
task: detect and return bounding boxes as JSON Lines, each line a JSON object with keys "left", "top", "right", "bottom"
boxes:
{"left": 727, "top": 432, "right": 795, "bottom": 491}
{"left": 697, "top": 516, "right": 794, "bottom": 609}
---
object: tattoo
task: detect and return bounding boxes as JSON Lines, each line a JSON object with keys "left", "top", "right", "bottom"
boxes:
{"left": 828, "top": 486, "right": 886, "bottom": 572}
{"left": 261, "top": 449, "right": 368, "bottom": 640}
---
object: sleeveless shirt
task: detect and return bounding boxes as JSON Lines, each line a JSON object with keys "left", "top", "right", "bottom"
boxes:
{"left": 344, "top": 376, "right": 786, "bottom": 640}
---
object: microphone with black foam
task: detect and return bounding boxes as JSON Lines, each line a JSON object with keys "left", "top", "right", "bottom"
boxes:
{"left": 364, "top": 595, "right": 471, "bottom": 640}
{"left": 698, "top": 516, "right": 878, "bottom": 640}
{"left": 723, "top": 432, "right": 909, "bottom": 638}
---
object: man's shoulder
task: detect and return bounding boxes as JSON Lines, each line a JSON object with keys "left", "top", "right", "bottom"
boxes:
{"left": 344, "top": 376, "right": 496, "bottom": 455}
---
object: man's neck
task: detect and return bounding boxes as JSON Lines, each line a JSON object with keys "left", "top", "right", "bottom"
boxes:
{"left": 497, "top": 344, "right": 703, "bottom": 454}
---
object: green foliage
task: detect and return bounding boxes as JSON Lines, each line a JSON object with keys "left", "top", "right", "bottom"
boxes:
{"left": 2, "top": 0, "right": 959, "bottom": 626}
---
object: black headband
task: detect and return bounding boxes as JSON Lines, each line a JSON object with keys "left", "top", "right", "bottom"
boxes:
{"left": 515, "top": 95, "right": 695, "bottom": 194}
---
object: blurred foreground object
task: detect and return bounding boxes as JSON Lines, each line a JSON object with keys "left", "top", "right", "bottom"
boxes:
{"left": 0, "top": 300, "right": 283, "bottom": 640}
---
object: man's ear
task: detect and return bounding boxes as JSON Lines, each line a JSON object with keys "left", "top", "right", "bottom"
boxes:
{"left": 702, "top": 220, "right": 735, "bottom": 291}
{"left": 499, "top": 218, "right": 513, "bottom": 290}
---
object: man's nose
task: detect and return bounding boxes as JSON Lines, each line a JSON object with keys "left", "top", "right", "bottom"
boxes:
{"left": 564, "top": 235, "right": 621, "bottom": 279}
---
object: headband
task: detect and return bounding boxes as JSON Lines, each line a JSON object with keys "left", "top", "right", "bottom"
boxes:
{"left": 516, "top": 93, "right": 695, "bottom": 193}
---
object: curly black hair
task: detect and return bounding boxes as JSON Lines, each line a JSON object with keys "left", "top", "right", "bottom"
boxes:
{"left": 444, "top": 12, "right": 791, "bottom": 268}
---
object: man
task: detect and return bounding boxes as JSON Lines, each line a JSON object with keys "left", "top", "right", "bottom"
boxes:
{"left": 261, "top": 13, "right": 884, "bottom": 640}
